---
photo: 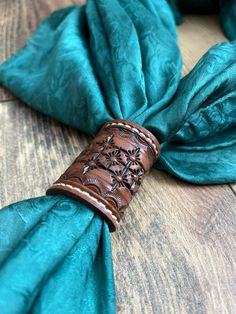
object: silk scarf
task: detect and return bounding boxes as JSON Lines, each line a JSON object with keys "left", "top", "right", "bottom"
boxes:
{"left": 0, "top": 0, "right": 236, "bottom": 313}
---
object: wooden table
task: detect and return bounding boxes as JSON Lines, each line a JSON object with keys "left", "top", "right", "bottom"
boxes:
{"left": 0, "top": 1, "right": 236, "bottom": 313}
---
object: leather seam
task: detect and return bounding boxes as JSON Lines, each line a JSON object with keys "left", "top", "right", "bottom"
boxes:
{"left": 106, "top": 121, "right": 159, "bottom": 155}
{"left": 51, "top": 183, "right": 119, "bottom": 225}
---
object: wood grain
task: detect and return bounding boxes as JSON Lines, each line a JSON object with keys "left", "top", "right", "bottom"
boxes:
{"left": 0, "top": 2, "right": 236, "bottom": 313}
{"left": 178, "top": 15, "right": 227, "bottom": 75}
{"left": 114, "top": 176, "right": 236, "bottom": 313}
{"left": 231, "top": 184, "right": 236, "bottom": 195}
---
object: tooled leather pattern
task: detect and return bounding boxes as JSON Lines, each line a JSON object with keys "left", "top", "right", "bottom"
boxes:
{"left": 54, "top": 123, "right": 157, "bottom": 217}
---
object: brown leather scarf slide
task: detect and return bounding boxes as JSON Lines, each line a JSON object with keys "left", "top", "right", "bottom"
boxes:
{"left": 47, "top": 120, "right": 160, "bottom": 231}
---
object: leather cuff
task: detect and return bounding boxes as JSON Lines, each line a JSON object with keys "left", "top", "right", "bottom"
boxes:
{"left": 46, "top": 119, "right": 160, "bottom": 231}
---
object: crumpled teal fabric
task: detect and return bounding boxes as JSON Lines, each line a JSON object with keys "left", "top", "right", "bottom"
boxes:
{"left": 0, "top": 0, "right": 236, "bottom": 313}
{"left": 167, "top": 0, "right": 236, "bottom": 40}
{"left": 0, "top": 196, "right": 115, "bottom": 313}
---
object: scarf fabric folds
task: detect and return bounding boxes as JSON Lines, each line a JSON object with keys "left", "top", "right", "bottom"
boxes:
{"left": 0, "top": 0, "right": 236, "bottom": 313}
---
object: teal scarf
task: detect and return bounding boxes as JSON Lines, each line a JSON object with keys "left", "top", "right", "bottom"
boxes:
{"left": 0, "top": 0, "right": 236, "bottom": 313}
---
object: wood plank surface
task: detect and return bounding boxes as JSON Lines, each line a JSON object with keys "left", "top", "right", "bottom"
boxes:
{"left": 178, "top": 15, "right": 227, "bottom": 75}
{"left": 231, "top": 184, "right": 236, "bottom": 194}
{"left": 0, "top": 1, "right": 236, "bottom": 313}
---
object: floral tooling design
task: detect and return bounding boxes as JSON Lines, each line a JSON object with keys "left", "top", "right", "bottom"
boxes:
{"left": 78, "top": 135, "right": 144, "bottom": 193}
